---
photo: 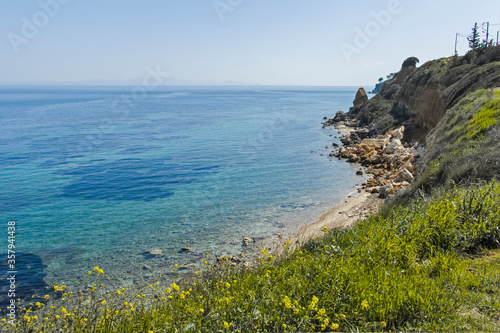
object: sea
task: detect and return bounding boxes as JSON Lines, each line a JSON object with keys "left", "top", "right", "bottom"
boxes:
{"left": 0, "top": 86, "right": 363, "bottom": 304}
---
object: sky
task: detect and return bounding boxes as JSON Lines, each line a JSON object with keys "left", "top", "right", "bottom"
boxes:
{"left": 1, "top": 0, "right": 499, "bottom": 86}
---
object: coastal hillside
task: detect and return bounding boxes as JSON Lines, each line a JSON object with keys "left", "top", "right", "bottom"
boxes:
{"left": 337, "top": 45, "right": 500, "bottom": 193}
{"left": 350, "top": 45, "right": 500, "bottom": 139}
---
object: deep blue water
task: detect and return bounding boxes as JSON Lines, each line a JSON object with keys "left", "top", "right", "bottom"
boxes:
{"left": 0, "top": 86, "right": 362, "bottom": 302}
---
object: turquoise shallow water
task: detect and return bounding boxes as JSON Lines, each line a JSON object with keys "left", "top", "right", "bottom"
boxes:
{"left": 0, "top": 86, "right": 362, "bottom": 302}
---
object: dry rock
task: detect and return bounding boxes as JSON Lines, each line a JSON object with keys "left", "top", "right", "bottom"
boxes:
{"left": 384, "top": 139, "right": 404, "bottom": 154}
{"left": 379, "top": 184, "right": 396, "bottom": 198}
{"left": 395, "top": 168, "right": 414, "bottom": 183}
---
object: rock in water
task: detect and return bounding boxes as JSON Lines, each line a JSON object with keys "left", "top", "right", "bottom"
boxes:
{"left": 353, "top": 88, "right": 368, "bottom": 107}
{"left": 333, "top": 110, "right": 347, "bottom": 122}
{"left": 147, "top": 249, "right": 163, "bottom": 256}
{"left": 242, "top": 237, "right": 253, "bottom": 246}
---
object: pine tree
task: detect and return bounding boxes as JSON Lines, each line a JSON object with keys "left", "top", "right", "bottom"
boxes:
{"left": 467, "top": 23, "right": 481, "bottom": 51}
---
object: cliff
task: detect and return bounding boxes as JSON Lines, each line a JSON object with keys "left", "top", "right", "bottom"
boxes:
{"left": 335, "top": 45, "right": 500, "bottom": 192}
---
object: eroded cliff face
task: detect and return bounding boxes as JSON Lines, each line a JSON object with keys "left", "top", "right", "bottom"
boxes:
{"left": 349, "top": 46, "right": 500, "bottom": 143}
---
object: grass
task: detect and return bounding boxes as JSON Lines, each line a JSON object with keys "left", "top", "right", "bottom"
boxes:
{"left": 3, "top": 180, "right": 500, "bottom": 332}
{"left": 414, "top": 89, "right": 500, "bottom": 191}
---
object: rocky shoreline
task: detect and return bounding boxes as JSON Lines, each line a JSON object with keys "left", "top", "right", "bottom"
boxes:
{"left": 322, "top": 97, "right": 419, "bottom": 199}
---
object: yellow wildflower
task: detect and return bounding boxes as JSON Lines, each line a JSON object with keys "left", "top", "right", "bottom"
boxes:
{"left": 171, "top": 283, "right": 180, "bottom": 291}
{"left": 283, "top": 296, "right": 292, "bottom": 309}
{"left": 331, "top": 323, "right": 339, "bottom": 330}
{"left": 309, "top": 295, "right": 319, "bottom": 309}
{"left": 361, "top": 300, "right": 369, "bottom": 309}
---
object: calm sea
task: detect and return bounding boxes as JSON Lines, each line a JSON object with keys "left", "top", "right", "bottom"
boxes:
{"left": 0, "top": 86, "right": 362, "bottom": 303}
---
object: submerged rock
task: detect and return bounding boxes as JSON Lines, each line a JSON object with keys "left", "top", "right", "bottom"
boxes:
{"left": 142, "top": 248, "right": 164, "bottom": 259}
{"left": 147, "top": 249, "right": 163, "bottom": 255}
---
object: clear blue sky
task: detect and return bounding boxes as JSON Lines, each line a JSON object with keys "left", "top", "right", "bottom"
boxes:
{"left": 1, "top": 0, "right": 499, "bottom": 85}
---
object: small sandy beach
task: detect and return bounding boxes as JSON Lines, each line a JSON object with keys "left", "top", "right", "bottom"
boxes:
{"left": 253, "top": 122, "right": 385, "bottom": 258}
{"left": 258, "top": 191, "right": 384, "bottom": 257}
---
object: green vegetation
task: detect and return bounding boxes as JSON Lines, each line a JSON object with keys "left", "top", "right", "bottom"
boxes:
{"left": 402, "top": 56, "right": 419, "bottom": 68}
{"left": 3, "top": 180, "right": 500, "bottom": 332}
{"left": 415, "top": 89, "right": 500, "bottom": 191}
{"left": 468, "top": 23, "right": 482, "bottom": 52}
{"left": 467, "top": 22, "right": 495, "bottom": 55}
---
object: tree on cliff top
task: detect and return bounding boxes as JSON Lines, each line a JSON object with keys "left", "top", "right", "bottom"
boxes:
{"left": 402, "top": 57, "right": 420, "bottom": 68}
{"left": 468, "top": 23, "right": 481, "bottom": 51}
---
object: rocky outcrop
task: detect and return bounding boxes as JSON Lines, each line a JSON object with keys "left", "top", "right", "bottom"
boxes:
{"left": 322, "top": 110, "right": 349, "bottom": 128}
{"left": 322, "top": 47, "right": 500, "bottom": 197}
{"left": 330, "top": 126, "right": 418, "bottom": 197}
{"left": 353, "top": 88, "right": 368, "bottom": 107}
{"left": 342, "top": 49, "right": 500, "bottom": 142}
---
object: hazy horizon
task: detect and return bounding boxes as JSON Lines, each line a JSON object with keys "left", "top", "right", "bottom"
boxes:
{"left": 1, "top": 0, "right": 499, "bottom": 86}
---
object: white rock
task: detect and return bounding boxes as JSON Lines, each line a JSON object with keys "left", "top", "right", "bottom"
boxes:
{"left": 384, "top": 139, "right": 404, "bottom": 154}
{"left": 395, "top": 168, "right": 414, "bottom": 183}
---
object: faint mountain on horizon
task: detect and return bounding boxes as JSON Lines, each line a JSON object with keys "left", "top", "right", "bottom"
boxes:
{"left": 0, "top": 77, "right": 261, "bottom": 86}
